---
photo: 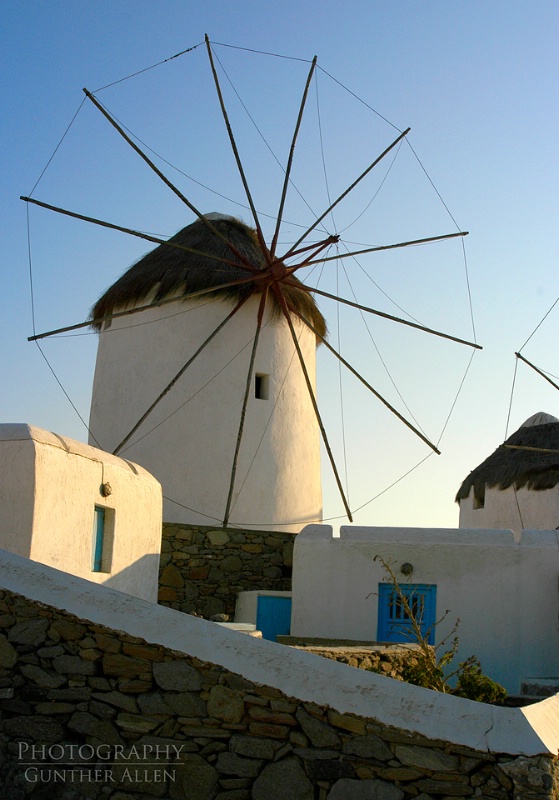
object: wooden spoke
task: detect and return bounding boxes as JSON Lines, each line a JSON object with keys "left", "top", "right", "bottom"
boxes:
{"left": 222, "top": 289, "right": 268, "bottom": 527}
{"left": 21, "top": 196, "right": 261, "bottom": 276}
{"left": 205, "top": 36, "right": 269, "bottom": 260}
{"left": 112, "top": 294, "right": 252, "bottom": 456}
{"left": 504, "top": 444, "right": 559, "bottom": 455}
{"left": 27, "top": 274, "right": 260, "bottom": 342}
{"left": 279, "top": 235, "right": 340, "bottom": 277}
{"left": 515, "top": 352, "right": 559, "bottom": 392}
{"left": 294, "top": 230, "right": 469, "bottom": 266}
{"left": 83, "top": 87, "right": 261, "bottom": 270}
{"left": 292, "top": 282, "right": 481, "bottom": 350}
{"left": 290, "top": 306, "right": 441, "bottom": 454}
{"left": 25, "top": 50, "right": 483, "bottom": 531}
{"left": 270, "top": 56, "right": 317, "bottom": 259}
{"left": 271, "top": 284, "right": 354, "bottom": 522}
{"left": 279, "top": 234, "right": 340, "bottom": 263}
{"left": 282, "top": 127, "right": 410, "bottom": 259}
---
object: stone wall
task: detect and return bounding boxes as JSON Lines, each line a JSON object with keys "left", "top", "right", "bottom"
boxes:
{"left": 1, "top": 588, "right": 558, "bottom": 800}
{"left": 158, "top": 524, "right": 294, "bottom": 618}
{"left": 281, "top": 642, "right": 423, "bottom": 680}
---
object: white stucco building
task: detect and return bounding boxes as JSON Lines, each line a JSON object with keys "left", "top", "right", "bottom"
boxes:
{"left": 291, "top": 524, "right": 559, "bottom": 695}
{"left": 456, "top": 412, "right": 559, "bottom": 540}
{"left": 0, "top": 423, "right": 162, "bottom": 601}
{"left": 88, "top": 214, "right": 324, "bottom": 531}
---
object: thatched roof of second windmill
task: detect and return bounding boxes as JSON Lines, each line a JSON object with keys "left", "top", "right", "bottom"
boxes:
{"left": 90, "top": 214, "right": 327, "bottom": 338}
{"left": 455, "top": 412, "right": 559, "bottom": 505}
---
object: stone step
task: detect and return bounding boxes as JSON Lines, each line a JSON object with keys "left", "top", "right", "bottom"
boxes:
{"left": 215, "top": 622, "right": 262, "bottom": 637}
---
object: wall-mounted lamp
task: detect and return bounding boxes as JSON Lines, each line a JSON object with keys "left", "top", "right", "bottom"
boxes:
{"left": 400, "top": 562, "right": 413, "bottom": 576}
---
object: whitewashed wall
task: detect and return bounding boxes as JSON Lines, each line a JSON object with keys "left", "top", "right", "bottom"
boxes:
{"left": 89, "top": 295, "right": 322, "bottom": 531}
{"left": 0, "top": 424, "right": 162, "bottom": 601}
{"left": 291, "top": 525, "right": 559, "bottom": 695}
{"left": 459, "top": 484, "right": 559, "bottom": 541}
{"left": 1, "top": 546, "right": 558, "bottom": 757}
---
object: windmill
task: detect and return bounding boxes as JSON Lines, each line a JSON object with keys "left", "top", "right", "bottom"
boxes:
{"left": 22, "top": 36, "right": 481, "bottom": 530}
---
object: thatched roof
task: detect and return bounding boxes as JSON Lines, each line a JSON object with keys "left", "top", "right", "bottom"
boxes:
{"left": 90, "top": 214, "right": 327, "bottom": 338}
{"left": 455, "top": 412, "right": 559, "bottom": 504}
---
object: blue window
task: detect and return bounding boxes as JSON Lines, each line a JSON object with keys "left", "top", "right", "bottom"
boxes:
{"left": 92, "top": 505, "right": 116, "bottom": 572}
{"left": 92, "top": 506, "right": 106, "bottom": 572}
{"left": 256, "top": 596, "right": 292, "bottom": 642}
{"left": 377, "top": 583, "right": 437, "bottom": 645}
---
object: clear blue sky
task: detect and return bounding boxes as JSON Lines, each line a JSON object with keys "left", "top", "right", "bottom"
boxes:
{"left": 2, "top": 1, "right": 558, "bottom": 529}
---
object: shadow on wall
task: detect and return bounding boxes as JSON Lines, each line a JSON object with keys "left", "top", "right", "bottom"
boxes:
{"left": 102, "top": 554, "right": 161, "bottom": 604}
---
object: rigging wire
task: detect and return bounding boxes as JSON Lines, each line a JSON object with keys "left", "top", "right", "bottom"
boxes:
{"left": 210, "top": 47, "right": 329, "bottom": 234}
{"left": 211, "top": 41, "right": 312, "bottom": 64}
{"left": 28, "top": 98, "right": 86, "bottom": 196}
{"left": 405, "top": 139, "right": 478, "bottom": 345}
{"left": 460, "top": 235, "right": 477, "bottom": 344}
{"left": 505, "top": 295, "right": 559, "bottom": 438}
{"left": 229, "top": 346, "right": 300, "bottom": 515}
{"left": 163, "top": 494, "right": 223, "bottom": 523}
{"left": 338, "top": 257, "right": 428, "bottom": 437}
{"left": 316, "top": 66, "right": 401, "bottom": 132}
{"left": 435, "top": 348, "right": 477, "bottom": 448}
{"left": 86, "top": 98, "right": 318, "bottom": 232}
{"left": 342, "top": 242, "right": 425, "bottom": 326}
{"left": 517, "top": 295, "right": 559, "bottom": 353}
{"left": 33, "top": 341, "right": 101, "bottom": 449}
{"left": 334, "top": 142, "right": 402, "bottom": 235}
{"left": 505, "top": 357, "right": 519, "bottom": 440}
{"left": 23, "top": 40, "right": 482, "bottom": 525}
{"left": 26, "top": 204, "right": 101, "bottom": 446}
{"left": 314, "top": 71, "right": 350, "bottom": 501}
{"left": 351, "top": 453, "right": 435, "bottom": 515}
{"left": 405, "top": 140, "right": 461, "bottom": 231}
{"left": 93, "top": 42, "right": 205, "bottom": 93}
{"left": 335, "top": 253, "right": 351, "bottom": 502}
{"left": 26, "top": 205, "right": 37, "bottom": 337}
{"left": 314, "top": 72, "right": 335, "bottom": 232}
{"left": 163, "top": 451, "right": 439, "bottom": 527}
{"left": 100, "top": 106, "right": 259, "bottom": 219}
{"left": 41, "top": 296, "right": 221, "bottom": 339}
{"left": 117, "top": 323, "right": 272, "bottom": 455}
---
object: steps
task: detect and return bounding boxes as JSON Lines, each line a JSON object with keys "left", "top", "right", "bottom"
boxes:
{"left": 505, "top": 677, "right": 559, "bottom": 707}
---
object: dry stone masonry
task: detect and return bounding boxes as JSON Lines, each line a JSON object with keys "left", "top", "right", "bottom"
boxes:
{"left": 1, "top": 589, "right": 558, "bottom": 799}
{"left": 158, "top": 524, "right": 294, "bottom": 618}
{"left": 277, "top": 639, "right": 423, "bottom": 680}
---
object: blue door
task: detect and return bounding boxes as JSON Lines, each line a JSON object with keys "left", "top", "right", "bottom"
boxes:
{"left": 377, "top": 584, "right": 436, "bottom": 645}
{"left": 256, "top": 596, "right": 292, "bottom": 642}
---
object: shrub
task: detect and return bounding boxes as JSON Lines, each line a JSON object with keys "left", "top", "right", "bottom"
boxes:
{"left": 371, "top": 555, "right": 507, "bottom": 704}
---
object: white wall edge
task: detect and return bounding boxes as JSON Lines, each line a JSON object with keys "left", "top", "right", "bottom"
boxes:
{"left": 0, "top": 547, "right": 558, "bottom": 757}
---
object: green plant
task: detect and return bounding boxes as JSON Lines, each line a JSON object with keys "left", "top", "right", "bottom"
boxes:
{"left": 453, "top": 658, "right": 507, "bottom": 704}
{"left": 371, "top": 555, "right": 507, "bottom": 704}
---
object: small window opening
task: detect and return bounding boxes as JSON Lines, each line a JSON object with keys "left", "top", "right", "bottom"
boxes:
{"left": 473, "top": 484, "right": 485, "bottom": 510}
{"left": 255, "top": 373, "right": 269, "bottom": 400}
{"left": 92, "top": 506, "right": 115, "bottom": 573}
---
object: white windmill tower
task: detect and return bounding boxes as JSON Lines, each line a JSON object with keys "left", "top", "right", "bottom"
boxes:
{"left": 88, "top": 213, "right": 327, "bottom": 532}
{"left": 23, "top": 38, "right": 479, "bottom": 536}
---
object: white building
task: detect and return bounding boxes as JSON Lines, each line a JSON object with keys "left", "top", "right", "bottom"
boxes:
{"left": 0, "top": 423, "right": 162, "bottom": 601}
{"left": 88, "top": 214, "right": 325, "bottom": 531}
{"left": 290, "top": 524, "right": 559, "bottom": 695}
{"left": 456, "top": 412, "right": 559, "bottom": 540}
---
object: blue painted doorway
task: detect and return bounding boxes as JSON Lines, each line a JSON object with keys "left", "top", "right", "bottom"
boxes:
{"left": 256, "top": 596, "right": 292, "bottom": 642}
{"left": 377, "top": 584, "right": 437, "bottom": 645}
